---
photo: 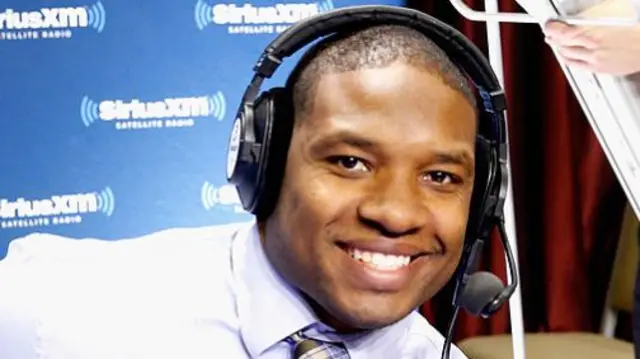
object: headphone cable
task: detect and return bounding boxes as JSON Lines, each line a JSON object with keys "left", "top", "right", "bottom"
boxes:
{"left": 440, "top": 305, "right": 461, "bottom": 359}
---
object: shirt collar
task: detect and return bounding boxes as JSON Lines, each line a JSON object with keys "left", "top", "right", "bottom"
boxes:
{"left": 231, "top": 222, "right": 317, "bottom": 357}
{"left": 230, "top": 222, "right": 414, "bottom": 357}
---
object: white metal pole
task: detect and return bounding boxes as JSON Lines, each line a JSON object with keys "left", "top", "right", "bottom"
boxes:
{"left": 482, "top": 1, "right": 527, "bottom": 358}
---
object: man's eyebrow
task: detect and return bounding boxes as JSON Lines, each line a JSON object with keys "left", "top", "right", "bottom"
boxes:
{"left": 433, "top": 151, "right": 473, "bottom": 165}
{"left": 308, "top": 131, "right": 379, "bottom": 152}
{"left": 432, "top": 150, "right": 475, "bottom": 175}
{"left": 307, "top": 130, "right": 475, "bottom": 171}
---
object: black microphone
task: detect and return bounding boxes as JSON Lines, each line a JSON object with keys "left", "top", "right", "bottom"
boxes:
{"left": 439, "top": 219, "right": 518, "bottom": 359}
{"left": 460, "top": 272, "right": 507, "bottom": 316}
{"left": 462, "top": 221, "right": 518, "bottom": 318}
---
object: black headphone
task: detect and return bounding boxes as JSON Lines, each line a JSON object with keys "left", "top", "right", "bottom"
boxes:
{"left": 225, "top": 5, "right": 518, "bottom": 358}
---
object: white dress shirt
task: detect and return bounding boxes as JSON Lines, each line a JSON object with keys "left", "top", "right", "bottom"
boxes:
{"left": 0, "top": 221, "right": 468, "bottom": 359}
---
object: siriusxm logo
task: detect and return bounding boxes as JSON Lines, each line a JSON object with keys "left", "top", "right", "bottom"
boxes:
{"left": 0, "top": 187, "right": 115, "bottom": 229}
{"left": 195, "top": 0, "right": 334, "bottom": 34}
{"left": 80, "top": 92, "right": 226, "bottom": 131}
{"left": 201, "top": 181, "right": 244, "bottom": 213}
{"left": 0, "top": 1, "right": 106, "bottom": 41}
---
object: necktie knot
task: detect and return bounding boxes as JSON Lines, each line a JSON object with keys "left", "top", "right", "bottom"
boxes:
{"left": 287, "top": 331, "right": 350, "bottom": 359}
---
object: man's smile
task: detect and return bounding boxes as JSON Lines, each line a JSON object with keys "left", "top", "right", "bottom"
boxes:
{"left": 335, "top": 240, "right": 441, "bottom": 292}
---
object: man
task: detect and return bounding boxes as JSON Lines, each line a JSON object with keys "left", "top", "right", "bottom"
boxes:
{"left": 0, "top": 24, "right": 478, "bottom": 358}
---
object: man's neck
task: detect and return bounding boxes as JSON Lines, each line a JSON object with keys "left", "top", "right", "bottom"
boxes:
{"left": 257, "top": 220, "right": 366, "bottom": 335}
{"left": 299, "top": 292, "right": 365, "bottom": 334}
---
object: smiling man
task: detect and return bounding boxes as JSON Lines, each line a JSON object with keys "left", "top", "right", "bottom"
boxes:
{"left": 261, "top": 24, "right": 477, "bottom": 338}
{"left": 0, "top": 24, "right": 476, "bottom": 359}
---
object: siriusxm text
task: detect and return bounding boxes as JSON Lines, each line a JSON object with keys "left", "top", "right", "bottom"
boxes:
{"left": 0, "top": 193, "right": 98, "bottom": 219}
{"left": 213, "top": 4, "right": 320, "bottom": 24}
{"left": 99, "top": 97, "right": 211, "bottom": 121}
{"left": 0, "top": 7, "right": 88, "bottom": 30}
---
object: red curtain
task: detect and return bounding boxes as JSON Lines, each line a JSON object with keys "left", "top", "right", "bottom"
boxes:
{"left": 407, "top": 0, "right": 628, "bottom": 342}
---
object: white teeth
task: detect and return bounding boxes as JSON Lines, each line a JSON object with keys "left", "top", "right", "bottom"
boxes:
{"left": 347, "top": 248, "right": 411, "bottom": 270}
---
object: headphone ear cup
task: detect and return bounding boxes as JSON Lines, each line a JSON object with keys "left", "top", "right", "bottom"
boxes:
{"left": 465, "top": 135, "right": 493, "bottom": 243}
{"left": 249, "top": 87, "right": 294, "bottom": 219}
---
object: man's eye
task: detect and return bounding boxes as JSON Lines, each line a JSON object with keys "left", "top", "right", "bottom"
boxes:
{"left": 330, "top": 156, "right": 369, "bottom": 173}
{"left": 424, "top": 171, "right": 458, "bottom": 185}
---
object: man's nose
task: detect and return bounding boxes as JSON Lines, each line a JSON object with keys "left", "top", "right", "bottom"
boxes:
{"left": 357, "top": 173, "right": 431, "bottom": 237}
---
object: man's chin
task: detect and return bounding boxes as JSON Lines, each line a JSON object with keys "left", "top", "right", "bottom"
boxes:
{"left": 327, "top": 311, "right": 408, "bottom": 333}
{"left": 321, "top": 298, "right": 414, "bottom": 333}
{"left": 301, "top": 287, "right": 418, "bottom": 333}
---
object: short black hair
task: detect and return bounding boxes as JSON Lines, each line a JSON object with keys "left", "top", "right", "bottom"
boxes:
{"left": 285, "top": 24, "right": 477, "bottom": 122}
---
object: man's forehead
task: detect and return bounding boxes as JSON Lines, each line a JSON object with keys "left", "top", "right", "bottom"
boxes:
{"left": 313, "top": 64, "right": 472, "bottom": 108}
{"left": 299, "top": 102, "right": 477, "bottom": 141}
{"left": 293, "top": 62, "right": 477, "bottom": 144}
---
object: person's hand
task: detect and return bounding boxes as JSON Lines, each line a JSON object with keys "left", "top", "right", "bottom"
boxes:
{"left": 543, "top": 0, "right": 640, "bottom": 76}
{"left": 544, "top": 21, "right": 640, "bottom": 76}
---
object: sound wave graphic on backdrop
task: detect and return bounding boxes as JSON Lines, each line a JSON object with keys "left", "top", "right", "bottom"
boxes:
{"left": 208, "top": 91, "right": 226, "bottom": 121}
{"left": 96, "top": 186, "right": 115, "bottom": 216}
{"left": 316, "top": 0, "right": 335, "bottom": 12}
{"left": 86, "top": 1, "right": 107, "bottom": 33}
{"left": 80, "top": 96, "right": 99, "bottom": 127}
{"left": 201, "top": 181, "right": 243, "bottom": 212}
{"left": 194, "top": 0, "right": 335, "bottom": 30}
{"left": 195, "top": 0, "right": 214, "bottom": 30}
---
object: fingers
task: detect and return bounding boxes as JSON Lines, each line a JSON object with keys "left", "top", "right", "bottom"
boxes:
{"left": 547, "top": 43, "right": 594, "bottom": 63}
{"left": 543, "top": 20, "right": 572, "bottom": 37}
{"left": 543, "top": 20, "right": 598, "bottom": 48}
{"left": 543, "top": 23, "right": 598, "bottom": 70}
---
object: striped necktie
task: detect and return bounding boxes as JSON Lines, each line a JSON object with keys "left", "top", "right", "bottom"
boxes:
{"left": 287, "top": 331, "right": 351, "bottom": 359}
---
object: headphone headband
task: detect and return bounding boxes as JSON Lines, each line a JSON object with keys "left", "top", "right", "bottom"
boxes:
{"left": 268, "top": 6, "right": 492, "bottom": 82}
{"left": 244, "top": 6, "right": 507, "bottom": 145}
{"left": 231, "top": 5, "right": 510, "bottom": 223}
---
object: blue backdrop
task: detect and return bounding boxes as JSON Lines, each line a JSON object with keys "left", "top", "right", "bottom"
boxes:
{"left": 0, "top": 0, "right": 405, "bottom": 259}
